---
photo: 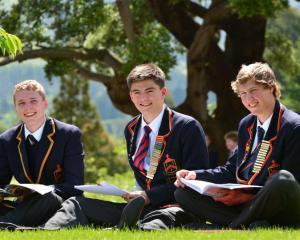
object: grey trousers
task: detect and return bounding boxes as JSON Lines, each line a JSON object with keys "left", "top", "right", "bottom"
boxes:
{"left": 0, "top": 192, "right": 63, "bottom": 226}
{"left": 175, "top": 170, "right": 300, "bottom": 228}
{"left": 43, "top": 197, "right": 195, "bottom": 230}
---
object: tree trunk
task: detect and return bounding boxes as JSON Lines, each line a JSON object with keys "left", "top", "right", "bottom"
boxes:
{"left": 149, "top": 0, "right": 267, "bottom": 164}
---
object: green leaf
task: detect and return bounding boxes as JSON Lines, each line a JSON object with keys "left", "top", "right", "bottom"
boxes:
{"left": 0, "top": 28, "right": 23, "bottom": 57}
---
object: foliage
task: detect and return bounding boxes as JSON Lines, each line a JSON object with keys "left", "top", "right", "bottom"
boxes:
{"left": 0, "top": 27, "right": 22, "bottom": 57}
{"left": 0, "top": 111, "right": 18, "bottom": 132}
{"left": 0, "top": 1, "right": 105, "bottom": 48}
{"left": 229, "top": 0, "right": 289, "bottom": 17}
{"left": 83, "top": 1, "right": 178, "bottom": 79}
{"left": 51, "top": 74, "right": 127, "bottom": 183}
{"left": 265, "top": 29, "right": 300, "bottom": 76}
{"left": 265, "top": 7, "right": 300, "bottom": 112}
{"left": 0, "top": 0, "right": 178, "bottom": 79}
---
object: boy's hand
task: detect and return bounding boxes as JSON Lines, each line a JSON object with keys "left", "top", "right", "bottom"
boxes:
{"left": 212, "top": 189, "right": 255, "bottom": 206}
{"left": 174, "top": 169, "right": 196, "bottom": 188}
{"left": 122, "top": 191, "right": 150, "bottom": 205}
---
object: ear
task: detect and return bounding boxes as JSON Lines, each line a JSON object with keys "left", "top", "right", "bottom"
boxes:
{"left": 161, "top": 87, "right": 168, "bottom": 97}
{"left": 44, "top": 99, "right": 49, "bottom": 108}
{"left": 129, "top": 92, "right": 134, "bottom": 102}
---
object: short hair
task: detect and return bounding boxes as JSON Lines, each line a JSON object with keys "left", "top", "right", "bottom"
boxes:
{"left": 13, "top": 80, "right": 46, "bottom": 104}
{"left": 126, "top": 63, "right": 165, "bottom": 89}
{"left": 224, "top": 131, "right": 238, "bottom": 142}
{"left": 231, "top": 62, "right": 281, "bottom": 99}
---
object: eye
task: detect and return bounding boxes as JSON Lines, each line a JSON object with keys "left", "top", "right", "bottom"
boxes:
{"left": 239, "top": 92, "right": 246, "bottom": 98}
{"left": 249, "top": 88, "right": 258, "bottom": 94}
{"left": 18, "top": 102, "right": 25, "bottom": 106}
{"left": 132, "top": 91, "right": 140, "bottom": 95}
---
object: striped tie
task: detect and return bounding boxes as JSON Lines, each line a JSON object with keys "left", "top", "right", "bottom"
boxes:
{"left": 134, "top": 126, "right": 152, "bottom": 171}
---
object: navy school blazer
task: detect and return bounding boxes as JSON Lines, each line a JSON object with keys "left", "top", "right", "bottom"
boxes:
{"left": 195, "top": 100, "right": 300, "bottom": 185}
{"left": 125, "top": 107, "right": 209, "bottom": 207}
{"left": 0, "top": 118, "right": 84, "bottom": 199}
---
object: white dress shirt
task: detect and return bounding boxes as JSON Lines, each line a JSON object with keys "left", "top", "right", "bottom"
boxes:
{"left": 24, "top": 117, "right": 46, "bottom": 142}
{"left": 251, "top": 114, "right": 273, "bottom": 152}
{"left": 133, "top": 105, "right": 165, "bottom": 171}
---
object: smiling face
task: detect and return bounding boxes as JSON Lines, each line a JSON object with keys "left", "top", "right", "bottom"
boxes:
{"left": 129, "top": 79, "right": 167, "bottom": 123}
{"left": 15, "top": 90, "right": 48, "bottom": 132}
{"left": 238, "top": 80, "right": 275, "bottom": 123}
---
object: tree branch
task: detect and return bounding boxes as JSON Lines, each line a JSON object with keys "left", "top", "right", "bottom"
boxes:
{"left": 183, "top": 0, "right": 208, "bottom": 17}
{"left": 0, "top": 48, "right": 122, "bottom": 71}
{"left": 116, "top": 0, "right": 136, "bottom": 42}
{"left": 74, "top": 64, "right": 113, "bottom": 86}
{"left": 204, "top": 1, "right": 232, "bottom": 25}
{"left": 148, "top": 0, "right": 199, "bottom": 48}
{"left": 189, "top": 24, "right": 218, "bottom": 63}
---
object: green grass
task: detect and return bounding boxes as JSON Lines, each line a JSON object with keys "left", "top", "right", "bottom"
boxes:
{"left": 1, "top": 228, "right": 300, "bottom": 240}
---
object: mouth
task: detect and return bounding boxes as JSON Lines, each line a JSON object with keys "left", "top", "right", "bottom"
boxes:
{"left": 24, "top": 112, "right": 37, "bottom": 117}
{"left": 248, "top": 102, "right": 258, "bottom": 108}
{"left": 140, "top": 103, "right": 152, "bottom": 107}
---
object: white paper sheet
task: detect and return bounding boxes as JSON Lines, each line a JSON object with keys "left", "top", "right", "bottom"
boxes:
{"left": 180, "top": 178, "right": 262, "bottom": 197}
{"left": 75, "top": 181, "right": 128, "bottom": 196}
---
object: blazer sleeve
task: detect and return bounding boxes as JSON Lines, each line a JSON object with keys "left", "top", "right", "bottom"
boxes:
{"left": 281, "top": 124, "right": 300, "bottom": 183}
{"left": 54, "top": 127, "right": 84, "bottom": 199}
{"left": 146, "top": 119, "right": 209, "bottom": 206}
{"left": 195, "top": 152, "right": 237, "bottom": 183}
{"left": 179, "top": 119, "right": 209, "bottom": 170}
{"left": 0, "top": 137, "right": 13, "bottom": 188}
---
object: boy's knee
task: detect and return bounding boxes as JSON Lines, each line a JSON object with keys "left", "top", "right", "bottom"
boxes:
{"left": 174, "top": 188, "right": 190, "bottom": 204}
{"left": 266, "top": 170, "right": 297, "bottom": 193}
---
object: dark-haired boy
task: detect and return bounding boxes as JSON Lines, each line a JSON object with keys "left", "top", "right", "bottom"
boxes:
{"left": 43, "top": 63, "right": 209, "bottom": 230}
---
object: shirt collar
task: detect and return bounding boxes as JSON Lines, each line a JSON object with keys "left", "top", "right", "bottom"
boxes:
{"left": 141, "top": 105, "right": 165, "bottom": 135}
{"left": 257, "top": 113, "right": 273, "bottom": 135}
{"left": 24, "top": 117, "right": 46, "bottom": 142}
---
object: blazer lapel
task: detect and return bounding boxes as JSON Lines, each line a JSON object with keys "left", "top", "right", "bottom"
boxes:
{"left": 16, "top": 124, "right": 34, "bottom": 183}
{"left": 35, "top": 118, "right": 56, "bottom": 183}
{"left": 127, "top": 115, "right": 141, "bottom": 159}
{"left": 157, "top": 107, "right": 173, "bottom": 137}
{"left": 237, "top": 101, "right": 285, "bottom": 185}
{"left": 151, "top": 107, "right": 173, "bottom": 167}
{"left": 264, "top": 101, "right": 282, "bottom": 142}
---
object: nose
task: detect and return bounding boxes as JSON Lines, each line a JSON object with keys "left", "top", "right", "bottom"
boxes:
{"left": 24, "top": 103, "right": 33, "bottom": 111}
{"left": 243, "top": 92, "right": 254, "bottom": 102}
{"left": 139, "top": 92, "right": 149, "bottom": 101}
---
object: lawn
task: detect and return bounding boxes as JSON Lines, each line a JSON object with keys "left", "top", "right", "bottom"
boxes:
{"left": 1, "top": 228, "right": 300, "bottom": 240}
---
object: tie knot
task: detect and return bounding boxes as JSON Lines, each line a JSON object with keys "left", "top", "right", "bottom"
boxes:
{"left": 257, "top": 127, "right": 265, "bottom": 143}
{"left": 27, "top": 134, "right": 38, "bottom": 145}
{"left": 144, "top": 125, "right": 152, "bottom": 134}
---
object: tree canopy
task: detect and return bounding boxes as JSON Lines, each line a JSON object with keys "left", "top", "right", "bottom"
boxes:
{"left": 0, "top": 0, "right": 178, "bottom": 115}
